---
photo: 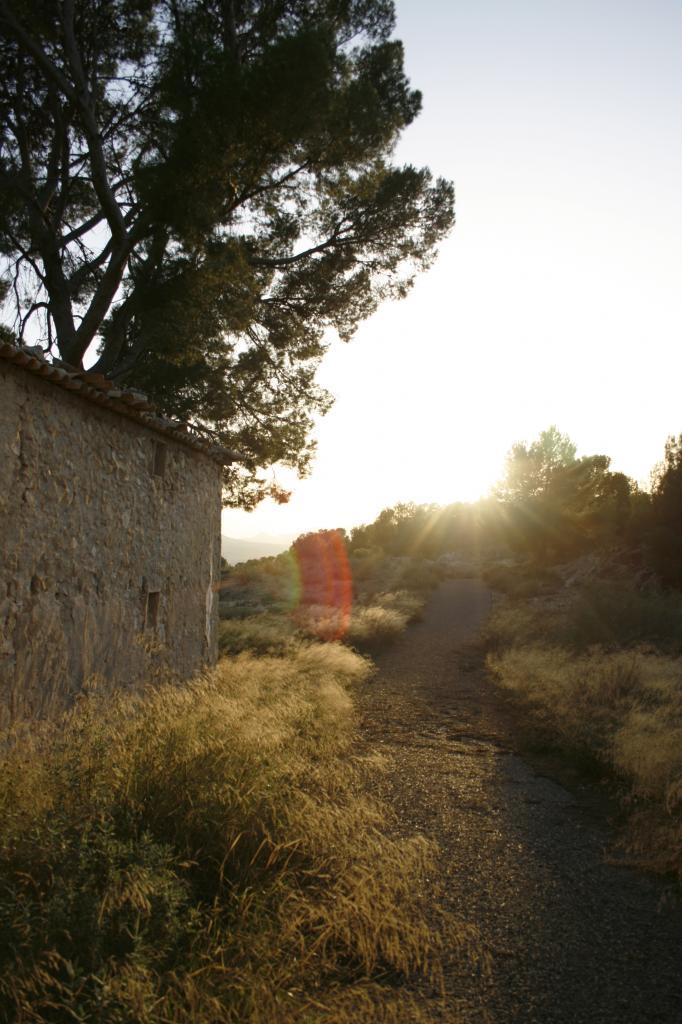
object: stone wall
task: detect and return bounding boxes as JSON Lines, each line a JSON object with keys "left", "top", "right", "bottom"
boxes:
{"left": 0, "top": 359, "right": 223, "bottom": 728}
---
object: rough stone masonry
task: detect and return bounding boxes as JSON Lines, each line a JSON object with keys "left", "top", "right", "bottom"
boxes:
{"left": 0, "top": 353, "right": 225, "bottom": 729}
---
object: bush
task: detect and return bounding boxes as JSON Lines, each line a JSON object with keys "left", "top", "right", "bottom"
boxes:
{"left": 347, "top": 605, "right": 407, "bottom": 644}
{"left": 488, "top": 642, "right": 682, "bottom": 880}
{"left": 483, "top": 583, "right": 682, "bottom": 655}
{"left": 481, "top": 562, "right": 560, "bottom": 598}
{"left": 370, "top": 589, "right": 425, "bottom": 623}
{"left": 292, "top": 591, "right": 425, "bottom": 649}
{"left": 481, "top": 600, "right": 553, "bottom": 652}
{"left": 484, "top": 577, "right": 682, "bottom": 880}
{"left": 296, "top": 600, "right": 408, "bottom": 647}
{"left": 0, "top": 646, "right": 468, "bottom": 1022}
{"left": 561, "top": 584, "right": 682, "bottom": 652}
{"left": 487, "top": 646, "right": 645, "bottom": 758}
{"left": 397, "top": 560, "right": 443, "bottom": 593}
{"left": 219, "top": 613, "right": 297, "bottom": 655}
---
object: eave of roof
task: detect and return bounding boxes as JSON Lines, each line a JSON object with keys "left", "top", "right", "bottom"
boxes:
{"left": 0, "top": 341, "right": 239, "bottom": 466}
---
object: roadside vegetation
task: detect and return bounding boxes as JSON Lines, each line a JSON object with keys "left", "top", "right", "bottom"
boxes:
{"left": 214, "top": 423, "right": 682, "bottom": 892}
{"left": 219, "top": 587, "right": 427, "bottom": 657}
{"left": 0, "top": 515, "right": 468, "bottom": 1022}
{"left": 5, "top": 421, "right": 682, "bottom": 1020}
{"left": 0, "top": 643, "right": 473, "bottom": 1023}
{"left": 325, "top": 427, "right": 682, "bottom": 885}
{"left": 485, "top": 579, "right": 682, "bottom": 881}
{"left": 476, "top": 429, "right": 682, "bottom": 884}
{"left": 218, "top": 530, "right": 442, "bottom": 658}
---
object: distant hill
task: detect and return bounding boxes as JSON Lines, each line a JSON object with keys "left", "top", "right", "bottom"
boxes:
{"left": 221, "top": 535, "right": 292, "bottom": 566}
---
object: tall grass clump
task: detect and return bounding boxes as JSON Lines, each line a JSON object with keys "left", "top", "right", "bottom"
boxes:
{"left": 296, "top": 590, "right": 425, "bottom": 648}
{"left": 345, "top": 590, "right": 426, "bottom": 646}
{"left": 487, "top": 647, "right": 648, "bottom": 761}
{"left": 0, "top": 644, "right": 469, "bottom": 1023}
{"left": 219, "top": 612, "right": 297, "bottom": 655}
{"left": 294, "top": 602, "right": 407, "bottom": 647}
{"left": 486, "top": 581, "right": 682, "bottom": 881}
{"left": 483, "top": 583, "right": 682, "bottom": 654}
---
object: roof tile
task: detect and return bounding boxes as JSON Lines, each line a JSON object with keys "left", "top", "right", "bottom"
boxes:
{"left": 0, "top": 342, "right": 238, "bottom": 466}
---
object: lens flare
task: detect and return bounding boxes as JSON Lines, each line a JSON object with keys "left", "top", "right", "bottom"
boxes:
{"left": 291, "top": 530, "right": 353, "bottom": 640}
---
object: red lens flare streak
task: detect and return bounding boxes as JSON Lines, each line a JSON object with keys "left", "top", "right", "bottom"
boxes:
{"left": 292, "top": 530, "right": 353, "bottom": 641}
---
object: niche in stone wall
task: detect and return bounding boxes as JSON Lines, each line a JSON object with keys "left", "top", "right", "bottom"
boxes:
{"left": 145, "top": 590, "right": 161, "bottom": 630}
{"left": 152, "top": 440, "right": 167, "bottom": 477}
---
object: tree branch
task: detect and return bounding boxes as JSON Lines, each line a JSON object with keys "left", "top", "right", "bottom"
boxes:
{"left": 61, "top": 0, "right": 127, "bottom": 242}
{"left": 248, "top": 225, "right": 350, "bottom": 268}
{"left": 39, "top": 82, "right": 65, "bottom": 218}
{"left": 7, "top": 237, "right": 46, "bottom": 285}
{"left": 229, "top": 160, "right": 312, "bottom": 215}
{"left": 18, "top": 300, "right": 49, "bottom": 341}
{"left": 60, "top": 211, "right": 107, "bottom": 247}
{"left": 67, "top": 233, "right": 117, "bottom": 294}
{"left": 0, "top": 4, "right": 77, "bottom": 102}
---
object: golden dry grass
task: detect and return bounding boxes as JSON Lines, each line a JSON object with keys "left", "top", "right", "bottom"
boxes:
{"left": 0, "top": 643, "right": 471, "bottom": 1022}
{"left": 297, "top": 601, "right": 408, "bottom": 645}
{"left": 488, "top": 643, "right": 682, "bottom": 880}
{"left": 219, "top": 611, "right": 297, "bottom": 655}
{"left": 221, "top": 590, "right": 427, "bottom": 651}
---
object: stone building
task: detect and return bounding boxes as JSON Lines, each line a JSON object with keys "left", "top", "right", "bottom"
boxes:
{"left": 0, "top": 341, "right": 234, "bottom": 729}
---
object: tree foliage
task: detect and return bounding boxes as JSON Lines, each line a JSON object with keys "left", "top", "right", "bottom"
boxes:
{"left": 496, "top": 425, "right": 577, "bottom": 502}
{"left": 649, "top": 434, "right": 682, "bottom": 586}
{"left": 348, "top": 500, "right": 499, "bottom": 559}
{"left": 0, "top": 0, "right": 454, "bottom": 506}
{"left": 343, "top": 429, "right": 682, "bottom": 590}
{"left": 496, "top": 428, "right": 631, "bottom": 560}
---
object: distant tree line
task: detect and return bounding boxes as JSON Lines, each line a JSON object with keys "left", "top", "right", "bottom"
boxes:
{"left": 344, "top": 427, "right": 682, "bottom": 587}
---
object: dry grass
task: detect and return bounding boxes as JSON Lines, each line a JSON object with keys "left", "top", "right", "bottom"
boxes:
{"left": 294, "top": 602, "right": 407, "bottom": 646}
{"left": 483, "top": 579, "right": 682, "bottom": 654}
{"left": 488, "top": 641, "right": 682, "bottom": 880}
{"left": 348, "top": 604, "right": 408, "bottom": 644}
{"left": 371, "top": 589, "right": 425, "bottom": 622}
{"left": 480, "top": 600, "right": 549, "bottom": 652}
{"left": 217, "top": 530, "right": 434, "bottom": 660}
{"left": 482, "top": 570, "right": 682, "bottom": 881}
{"left": 219, "top": 612, "right": 297, "bottom": 655}
{"left": 481, "top": 561, "right": 560, "bottom": 599}
{"left": 219, "top": 590, "right": 427, "bottom": 654}
{"left": 0, "top": 643, "right": 471, "bottom": 1022}
{"left": 487, "top": 646, "right": 649, "bottom": 756}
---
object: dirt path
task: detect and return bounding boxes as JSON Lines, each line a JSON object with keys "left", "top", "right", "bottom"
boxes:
{"left": 358, "top": 579, "right": 682, "bottom": 1024}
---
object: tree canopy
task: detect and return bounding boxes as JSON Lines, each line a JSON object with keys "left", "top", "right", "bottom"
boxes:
{"left": 648, "top": 434, "right": 682, "bottom": 586}
{"left": 496, "top": 425, "right": 577, "bottom": 502}
{"left": 495, "top": 427, "right": 631, "bottom": 559}
{"left": 0, "top": 0, "right": 454, "bottom": 506}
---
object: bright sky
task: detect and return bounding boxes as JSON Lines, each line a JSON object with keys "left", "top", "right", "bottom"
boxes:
{"left": 223, "top": 0, "right": 682, "bottom": 541}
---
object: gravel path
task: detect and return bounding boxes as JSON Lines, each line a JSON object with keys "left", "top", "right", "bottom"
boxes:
{"left": 357, "top": 578, "right": 682, "bottom": 1024}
